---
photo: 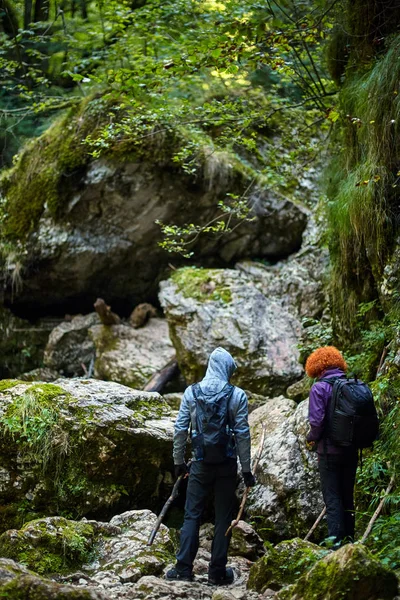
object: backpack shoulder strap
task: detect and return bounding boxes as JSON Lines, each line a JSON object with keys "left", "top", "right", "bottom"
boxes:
{"left": 190, "top": 383, "right": 202, "bottom": 432}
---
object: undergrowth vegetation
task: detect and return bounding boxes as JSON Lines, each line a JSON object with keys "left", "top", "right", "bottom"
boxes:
{"left": 326, "top": 33, "right": 400, "bottom": 336}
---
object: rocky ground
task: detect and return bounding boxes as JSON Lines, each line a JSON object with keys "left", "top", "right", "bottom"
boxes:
{"left": 0, "top": 509, "right": 398, "bottom": 600}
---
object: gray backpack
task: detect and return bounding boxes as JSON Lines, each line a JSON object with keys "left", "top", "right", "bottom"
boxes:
{"left": 190, "top": 382, "right": 235, "bottom": 464}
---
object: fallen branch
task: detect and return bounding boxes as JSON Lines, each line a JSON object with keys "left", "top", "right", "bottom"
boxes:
{"left": 143, "top": 357, "right": 179, "bottom": 393}
{"left": 304, "top": 506, "right": 326, "bottom": 541}
{"left": 225, "top": 423, "right": 267, "bottom": 536}
{"left": 360, "top": 475, "right": 395, "bottom": 544}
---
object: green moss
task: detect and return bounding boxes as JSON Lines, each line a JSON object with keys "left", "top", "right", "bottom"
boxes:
{"left": 0, "top": 379, "right": 24, "bottom": 392}
{"left": 0, "top": 96, "right": 111, "bottom": 245}
{"left": 277, "top": 544, "right": 398, "bottom": 600}
{"left": 171, "top": 267, "right": 232, "bottom": 303}
{"left": 0, "top": 516, "right": 95, "bottom": 575}
{"left": 248, "top": 538, "right": 327, "bottom": 593}
{"left": 326, "top": 35, "right": 400, "bottom": 335}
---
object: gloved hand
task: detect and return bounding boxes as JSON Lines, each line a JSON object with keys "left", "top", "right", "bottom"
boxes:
{"left": 243, "top": 471, "right": 256, "bottom": 487}
{"left": 306, "top": 440, "right": 317, "bottom": 452}
{"left": 174, "top": 463, "right": 189, "bottom": 479}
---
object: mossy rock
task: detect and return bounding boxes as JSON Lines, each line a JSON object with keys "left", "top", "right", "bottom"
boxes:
{"left": 0, "top": 557, "right": 104, "bottom": 599}
{"left": 0, "top": 517, "right": 95, "bottom": 575}
{"left": 171, "top": 267, "right": 233, "bottom": 303}
{"left": 0, "top": 380, "right": 174, "bottom": 532}
{"left": 247, "top": 538, "right": 327, "bottom": 593}
{"left": 276, "top": 543, "right": 399, "bottom": 600}
{"left": 286, "top": 377, "right": 312, "bottom": 402}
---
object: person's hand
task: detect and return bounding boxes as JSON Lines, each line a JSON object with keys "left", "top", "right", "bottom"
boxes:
{"left": 243, "top": 471, "right": 256, "bottom": 487}
{"left": 174, "top": 463, "right": 189, "bottom": 479}
{"left": 306, "top": 440, "right": 317, "bottom": 452}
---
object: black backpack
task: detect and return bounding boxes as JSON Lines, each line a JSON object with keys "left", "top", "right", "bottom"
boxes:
{"left": 321, "top": 376, "right": 379, "bottom": 448}
{"left": 190, "top": 382, "right": 235, "bottom": 464}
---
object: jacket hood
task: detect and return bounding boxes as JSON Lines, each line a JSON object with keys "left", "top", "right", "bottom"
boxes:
{"left": 199, "top": 347, "right": 236, "bottom": 396}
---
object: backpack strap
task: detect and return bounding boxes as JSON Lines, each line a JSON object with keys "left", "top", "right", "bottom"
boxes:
{"left": 317, "top": 376, "right": 346, "bottom": 454}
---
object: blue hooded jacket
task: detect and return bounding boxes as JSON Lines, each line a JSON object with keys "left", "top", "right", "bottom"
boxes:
{"left": 173, "top": 347, "right": 251, "bottom": 471}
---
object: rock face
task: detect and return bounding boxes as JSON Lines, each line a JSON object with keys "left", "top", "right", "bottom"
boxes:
{"left": 246, "top": 398, "right": 323, "bottom": 540}
{"left": 276, "top": 543, "right": 399, "bottom": 600}
{"left": 160, "top": 267, "right": 304, "bottom": 395}
{"left": 0, "top": 379, "right": 175, "bottom": 533}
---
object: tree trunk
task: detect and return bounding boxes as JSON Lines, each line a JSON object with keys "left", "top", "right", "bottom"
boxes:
{"left": 24, "top": 0, "right": 33, "bottom": 27}
{"left": 33, "top": 0, "right": 50, "bottom": 21}
{"left": 0, "top": 0, "right": 19, "bottom": 36}
{"left": 80, "top": 0, "right": 87, "bottom": 19}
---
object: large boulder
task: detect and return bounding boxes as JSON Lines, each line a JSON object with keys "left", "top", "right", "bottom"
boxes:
{"left": 0, "top": 379, "right": 175, "bottom": 533}
{"left": 159, "top": 226, "right": 327, "bottom": 395}
{"left": 0, "top": 98, "right": 308, "bottom": 315}
{"left": 159, "top": 267, "right": 304, "bottom": 395}
{"left": 89, "top": 319, "right": 175, "bottom": 388}
{"left": 44, "top": 312, "right": 100, "bottom": 376}
{"left": 276, "top": 543, "right": 399, "bottom": 600}
{"left": 44, "top": 314, "right": 176, "bottom": 387}
{"left": 246, "top": 398, "right": 323, "bottom": 540}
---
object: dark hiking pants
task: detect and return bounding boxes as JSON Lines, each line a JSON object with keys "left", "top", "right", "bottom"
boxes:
{"left": 176, "top": 458, "right": 237, "bottom": 577}
{"left": 318, "top": 451, "right": 358, "bottom": 543}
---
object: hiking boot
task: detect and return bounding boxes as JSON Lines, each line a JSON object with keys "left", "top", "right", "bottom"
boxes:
{"left": 165, "top": 567, "right": 193, "bottom": 582}
{"left": 208, "top": 567, "right": 234, "bottom": 586}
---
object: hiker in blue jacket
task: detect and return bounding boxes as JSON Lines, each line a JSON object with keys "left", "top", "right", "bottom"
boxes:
{"left": 166, "top": 347, "right": 255, "bottom": 585}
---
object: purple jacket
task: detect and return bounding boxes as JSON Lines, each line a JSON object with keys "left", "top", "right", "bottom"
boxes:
{"left": 307, "top": 367, "right": 347, "bottom": 454}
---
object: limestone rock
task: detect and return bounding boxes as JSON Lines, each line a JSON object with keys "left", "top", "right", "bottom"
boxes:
{"left": 276, "top": 543, "right": 399, "bottom": 600}
{"left": 160, "top": 268, "right": 303, "bottom": 395}
{"left": 246, "top": 398, "right": 323, "bottom": 540}
{"left": 0, "top": 379, "right": 175, "bottom": 532}
{"left": 247, "top": 538, "right": 326, "bottom": 593}
{"left": 199, "top": 521, "right": 264, "bottom": 561}
{"left": 0, "top": 558, "right": 106, "bottom": 599}
{"left": 90, "top": 319, "right": 175, "bottom": 389}
{"left": 44, "top": 312, "right": 100, "bottom": 376}
{"left": 90, "top": 510, "right": 174, "bottom": 584}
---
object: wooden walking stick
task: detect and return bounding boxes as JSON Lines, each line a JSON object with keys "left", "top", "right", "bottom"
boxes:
{"left": 304, "top": 506, "right": 327, "bottom": 541}
{"left": 147, "top": 474, "right": 184, "bottom": 546}
{"left": 360, "top": 474, "right": 395, "bottom": 544}
{"left": 225, "top": 423, "right": 267, "bottom": 536}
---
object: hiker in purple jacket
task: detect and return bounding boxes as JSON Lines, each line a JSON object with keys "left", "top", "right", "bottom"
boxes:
{"left": 306, "top": 346, "right": 358, "bottom": 546}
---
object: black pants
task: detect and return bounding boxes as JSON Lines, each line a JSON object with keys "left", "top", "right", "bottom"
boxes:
{"left": 318, "top": 452, "right": 358, "bottom": 543}
{"left": 176, "top": 458, "right": 237, "bottom": 577}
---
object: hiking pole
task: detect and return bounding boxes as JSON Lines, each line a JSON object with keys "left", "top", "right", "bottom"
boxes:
{"left": 304, "top": 506, "right": 327, "bottom": 541}
{"left": 360, "top": 474, "right": 395, "bottom": 544}
{"left": 225, "top": 423, "right": 267, "bottom": 536}
{"left": 147, "top": 474, "right": 184, "bottom": 546}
